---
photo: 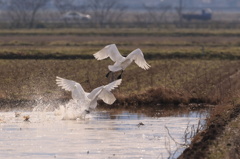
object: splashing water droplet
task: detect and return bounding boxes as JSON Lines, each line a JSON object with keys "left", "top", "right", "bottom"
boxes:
{"left": 54, "top": 99, "right": 90, "bottom": 120}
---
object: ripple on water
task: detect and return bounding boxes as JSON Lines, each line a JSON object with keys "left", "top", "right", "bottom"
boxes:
{"left": 0, "top": 108, "right": 208, "bottom": 159}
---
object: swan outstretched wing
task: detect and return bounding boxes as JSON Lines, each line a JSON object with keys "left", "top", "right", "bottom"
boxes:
{"left": 104, "top": 79, "right": 122, "bottom": 91}
{"left": 98, "top": 89, "right": 116, "bottom": 104}
{"left": 56, "top": 76, "right": 86, "bottom": 100}
{"left": 87, "top": 87, "right": 102, "bottom": 100}
{"left": 87, "top": 79, "right": 122, "bottom": 104}
{"left": 126, "top": 48, "right": 151, "bottom": 70}
{"left": 93, "top": 44, "right": 125, "bottom": 62}
{"left": 88, "top": 89, "right": 116, "bottom": 109}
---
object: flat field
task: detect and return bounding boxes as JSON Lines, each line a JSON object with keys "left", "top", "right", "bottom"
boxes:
{"left": 1, "top": 28, "right": 240, "bottom": 158}
{"left": 0, "top": 28, "right": 240, "bottom": 106}
{"left": 1, "top": 28, "right": 240, "bottom": 59}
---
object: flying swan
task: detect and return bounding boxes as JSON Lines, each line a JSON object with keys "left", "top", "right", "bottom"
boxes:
{"left": 93, "top": 44, "right": 151, "bottom": 79}
{"left": 56, "top": 76, "right": 122, "bottom": 112}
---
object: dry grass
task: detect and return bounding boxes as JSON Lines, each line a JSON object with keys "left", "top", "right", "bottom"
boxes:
{"left": 0, "top": 58, "right": 239, "bottom": 107}
{"left": 1, "top": 28, "right": 240, "bottom": 108}
{"left": 1, "top": 34, "right": 240, "bottom": 60}
{"left": 1, "top": 28, "right": 240, "bottom": 36}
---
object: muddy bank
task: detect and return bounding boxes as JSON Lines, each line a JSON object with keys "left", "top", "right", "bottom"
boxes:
{"left": 177, "top": 64, "right": 240, "bottom": 159}
{"left": 0, "top": 87, "right": 212, "bottom": 122}
{"left": 98, "top": 86, "right": 216, "bottom": 110}
{"left": 0, "top": 86, "right": 214, "bottom": 112}
{"left": 178, "top": 104, "right": 240, "bottom": 159}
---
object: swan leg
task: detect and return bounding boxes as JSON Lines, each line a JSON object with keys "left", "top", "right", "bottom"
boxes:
{"left": 106, "top": 71, "right": 112, "bottom": 78}
{"left": 111, "top": 72, "right": 114, "bottom": 82}
{"left": 117, "top": 70, "right": 124, "bottom": 79}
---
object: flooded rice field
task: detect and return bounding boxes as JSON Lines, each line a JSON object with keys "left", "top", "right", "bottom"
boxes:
{"left": 0, "top": 108, "right": 208, "bottom": 159}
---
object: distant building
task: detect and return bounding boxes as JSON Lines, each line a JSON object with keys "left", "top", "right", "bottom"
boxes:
{"left": 182, "top": 8, "right": 212, "bottom": 21}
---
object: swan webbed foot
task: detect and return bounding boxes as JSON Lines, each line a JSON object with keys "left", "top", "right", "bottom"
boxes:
{"left": 106, "top": 71, "right": 111, "bottom": 78}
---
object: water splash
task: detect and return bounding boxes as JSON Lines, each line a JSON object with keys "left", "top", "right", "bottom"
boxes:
{"left": 54, "top": 99, "right": 91, "bottom": 120}
{"left": 32, "top": 97, "right": 52, "bottom": 112}
{"left": 31, "top": 97, "right": 91, "bottom": 120}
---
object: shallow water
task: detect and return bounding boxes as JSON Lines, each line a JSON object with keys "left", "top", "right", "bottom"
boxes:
{"left": 0, "top": 110, "right": 207, "bottom": 159}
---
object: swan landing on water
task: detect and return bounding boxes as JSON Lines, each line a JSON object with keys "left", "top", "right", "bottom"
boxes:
{"left": 93, "top": 44, "right": 151, "bottom": 79}
{"left": 55, "top": 76, "right": 122, "bottom": 119}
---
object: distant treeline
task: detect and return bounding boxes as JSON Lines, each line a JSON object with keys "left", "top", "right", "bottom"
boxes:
{"left": 0, "top": 0, "right": 240, "bottom": 29}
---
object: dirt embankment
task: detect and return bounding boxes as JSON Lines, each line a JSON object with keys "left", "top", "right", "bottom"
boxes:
{"left": 0, "top": 86, "right": 206, "bottom": 111}
{"left": 98, "top": 86, "right": 213, "bottom": 111}
{"left": 178, "top": 104, "right": 240, "bottom": 159}
{"left": 178, "top": 67, "right": 240, "bottom": 159}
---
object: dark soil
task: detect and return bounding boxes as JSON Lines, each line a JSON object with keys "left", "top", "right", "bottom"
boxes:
{"left": 1, "top": 51, "right": 240, "bottom": 60}
{"left": 178, "top": 104, "right": 240, "bottom": 159}
{"left": 98, "top": 86, "right": 214, "bottom": 111}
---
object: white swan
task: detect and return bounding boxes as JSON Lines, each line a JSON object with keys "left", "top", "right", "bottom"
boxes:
{"left": 56, "top": 76, "right": 122, "bottom": 112}
{"left": 93, "top": 44, "right": 151, "bottom": 79}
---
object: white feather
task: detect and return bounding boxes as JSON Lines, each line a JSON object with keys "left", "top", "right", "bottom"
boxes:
{"left": 56, "top": 76, "right": 122, "bottom": 110}
{"left": 93, "top": 44, "right": 151, "bottom": 72}
{"left": 56, "top": 76, "right": 86, "bottom": 101}
{"left": 126, "top": 48, "right": 151, "bottom": 70}
{"left": 93, "top": 44, "right": 124, "bottom": 62}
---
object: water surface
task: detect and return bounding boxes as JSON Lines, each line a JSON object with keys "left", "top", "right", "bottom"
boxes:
{"left": 0, "top": 110, "right": 207, "bottom": 159}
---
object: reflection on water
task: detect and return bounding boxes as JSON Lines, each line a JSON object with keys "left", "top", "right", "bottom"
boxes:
{"left": 0, "top": 109, "right": 208, "bottom": 159}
